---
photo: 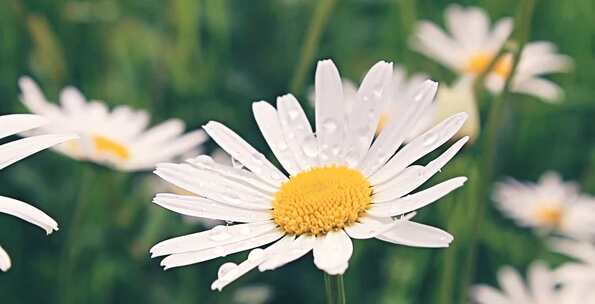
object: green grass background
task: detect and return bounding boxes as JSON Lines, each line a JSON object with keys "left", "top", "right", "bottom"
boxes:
{"left": 0, "top": 0, "right": 594, "bottom": 303}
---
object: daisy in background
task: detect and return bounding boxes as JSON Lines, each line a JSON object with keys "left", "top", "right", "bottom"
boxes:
{"left": 150, "top": 59, "right": 469, "bottom": 290}
{"left": 492, "top": 171, "right": 595, "bottom": 240}
{"left": 0, "top": 114, "right": 77, "bottom": 271}
{"left": 18, "top": 77, "right": 207, "bottom": 171}
{"left": 411, "top": 4, "right": 572, "bottom": 102}
{"left": 471, "top": 262, "right": 584, "bottom": 304}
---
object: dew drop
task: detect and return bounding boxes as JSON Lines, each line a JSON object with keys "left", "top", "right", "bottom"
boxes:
{"left": 322, "top": 119, "right": 338, "bottom": 133}
{"left": 218, "top": 262, "right": 238, "bottom": 278}
{"left": 276, "top": 142, "right": 288, "bottom": 151}
{"left": 270, "top": 171, "right": 283, "bottom": 180}
{"left": 248, "top": 248, "right": 265, "bottom": 261}
{"left": 214, "top": 246, "right": 227, "bottom": 257}
{"left": 302, "top": 137, "right": 318, "bottom": 158}
{"left": 209, "top": 225, "right": 232, "bottom": 242}
{"left": 288, "top": 109, "right": 300, "bottom": 120}
{"left": 423, "top": 133, "right": 438, "bottom": 146}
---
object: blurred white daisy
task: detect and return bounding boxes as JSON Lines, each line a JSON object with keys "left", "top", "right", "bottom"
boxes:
{"left": 0, "top": 114, "right": 77, "bottom": 271}
{"left": 411, "top": 5, "right": 513, "bottom": 77}
{"left": 471, "top": 262, "right": 581, "bottom": 304}
{"left": 493, "top": 172, "right": 595, "bottom": 240}
{"left": 412, "top": 5, "right": 571, "bottom": 102}
{"left": 18, "top": 77, "right": 207, "bottom": 171}
{"left": 150, "top": 60, "right": 468, "bottom": 290}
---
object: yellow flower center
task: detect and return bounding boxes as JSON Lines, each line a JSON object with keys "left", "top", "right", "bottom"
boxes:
{"left": 465, "top": 52, "right": 512, "bottom": 78}
{"left": 535, "top": 207, "right": 563, "bottom": 226}
{"left": 93, "top": 135, "right": 130, "bottom": 160}
{"left": 272, "top": 166, "right": 372, "bottom": 236}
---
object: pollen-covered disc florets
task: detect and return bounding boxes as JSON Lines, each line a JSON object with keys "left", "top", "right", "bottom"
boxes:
{"left": 272, "top": 166, "right": 372, "bottom": 236}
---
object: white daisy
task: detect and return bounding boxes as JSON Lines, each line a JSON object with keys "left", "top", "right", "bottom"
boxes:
{"left": 0, "top": 114, "right": 77, "bottom": 271}
{"left": 150, "top": 59, "right": 468, "bottom": 290}
{"left": 492, "top": 172, "right": 595, "bottom": 240}
{"left": 411, "top": 5, "right": 571, "bottom": 101}
{"left": 411, "top": 4, "right": 513, "bottom": 77}
{"left": 18, "top": 77, "right": 207, "bottom": 171}
{"left": 471, "top": 262, "right": 581, "bottom": 304}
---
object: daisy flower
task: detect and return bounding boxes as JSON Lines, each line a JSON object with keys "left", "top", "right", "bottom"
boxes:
{"left": 471, "top": 262, "right": 581, "bottom": 304}
{"left": 411, "top": 5, "right": 513, "bottom": 78}
{"left": 0, "top": 114, "right": 77, "bottom": 271}
{"left": 18, "top": 77, "right": 207, "bottom": 171}
{"left": 411, "top": 5, "right": 571, "bottom": 101}
{"left": 492, "top": 172, "right": 595, "bottom": 240}
{"left": 150, "top": 59, "right": 468, "bottom": 290}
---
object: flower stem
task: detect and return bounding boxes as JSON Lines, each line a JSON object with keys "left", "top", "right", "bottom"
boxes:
{"left": 323, "top": 273, "right": 346, "bottom": 304}
{"left": 59, "top": 164, "right": 95, "bottom": 304}
{"left": 461, "top": 0, "right": 537, "bottom": 299}
{"left": 289, "top": 0, "right": 337, "bottom": 94}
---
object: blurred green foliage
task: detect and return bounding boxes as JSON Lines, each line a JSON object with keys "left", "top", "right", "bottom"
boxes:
{"left": 0, "top": 0, "right": 594, "bottom": 303}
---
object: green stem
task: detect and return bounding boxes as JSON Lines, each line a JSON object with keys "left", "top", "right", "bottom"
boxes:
{"left": 289, "top": 0, "right": 337, "bottom": 94}
{"left": 461, "top": 0, "right": 537, "bottom": 298}
{"left": 323, "top": 273, "right": 346, "bottom": 304}
{"left": 59, "top": 164, "right": 95, "bottom": 304}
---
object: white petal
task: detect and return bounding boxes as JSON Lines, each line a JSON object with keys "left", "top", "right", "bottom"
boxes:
{"left": 252, "top": 101, "right": 300, "bottom": 175}
{"left": 485, "top": 18, "right": 513, "bottom": 52}
{"left": 411, "top": 21, "right": 465, "bottom": 71}
{"left": 259, "top": 234, "right": 316, "bottom": 271}
{"left": 160, "top": 229, "right": 284, "bottom": 270}
{"left": 153, "top": 193, "right": 272, "bottom": 223}
{"left": 0, "top": 245, "right": 11, "bottom": 272}
{"left": 512, "top": 78, "right": 563, "bottom": 102}
{"left": 344, "top": 216, "right": 397, "bottom": 239}
{"left": 372, "top": 136, "right": 469, "bottom": 202}
{"left": 203, "top": 121, "right": 287, "bottom": 186}
{"left": 0, "top": 134, "right": 78, "bottom": 170}
{"left": 470, "top": 285, "right": 509, "bottom": 304}
{"left": 276, "top": 94, "right": 319, "bottom": 171}
{"left": 155, "top": 163, "right": 272, "bottom": 209}
{"left": 528, "top": 262, "right": 555, "bottom": 303}
{"left": 358, "top": 80, "right": 438, "bottom": 177}
{"left": 370, "top": 112, "right": 468, "bottom": 185}
{"left": 128, "top": 130, "right": 207, "bottom": 170}
{"left": 344, "top": 61, "right": 393, "bottom": 167}
{"left": 18, "top": 76, "right": 61, "bottom": 116}
{"left": 134, "top": 119, "right": 185, "bottom": 145}
{"left": 314, "top": 60, "right": 347, "bottom": 165}
{"left": 211, "top": 235, "right": 293, "bottom": 291}
{"left": 59, "top": 86, "right": 87, "bottom": 115}
{"left": 0, "top": 196, "right": 58, "bottom": 234}
{"left": 446, "top": 5, "right": 489, "bottom": 49}
{"left": 0, "top": 114, "right": 48, "bottom": 140}
{"left": 368, "top": 177, "right": 467, "bottom": 217}
{"left": 313, "top": 230, "right": 353, "bottom": 275}
{"left": 150, "top": 221, "right": 277, "bottom": 257}
{"left": 376, "top": 220, "right": 453, "bottom": 247}
{"left": 497, "top": 266, "right": 532, "bottom": 302}
{"left": 186, "top": 155, "right": 277, "bottom": 194}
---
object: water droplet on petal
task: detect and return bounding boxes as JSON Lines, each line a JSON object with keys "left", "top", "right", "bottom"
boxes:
{"left": 209, "top": 225, "right": 232, "bottom": 242}
{"left": 276, "top": 142, "right": 288, "bottom": 151}
{"left": 322, "top": 119, "right": 338, "bottom": 134}
{"left": 423, "top": 133, "right": 438, "bottom": 146}
{"left": 302, "top": 137, "right": 318, "bottom": 158}
{"left": 248, "top": 248, "right": 265, "bottom": 261}
{"left": 218, "top": 262, "right": 238, "bottom": 278}
{"left": 288, "top": 110, "right": 300, "bottom": 120}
